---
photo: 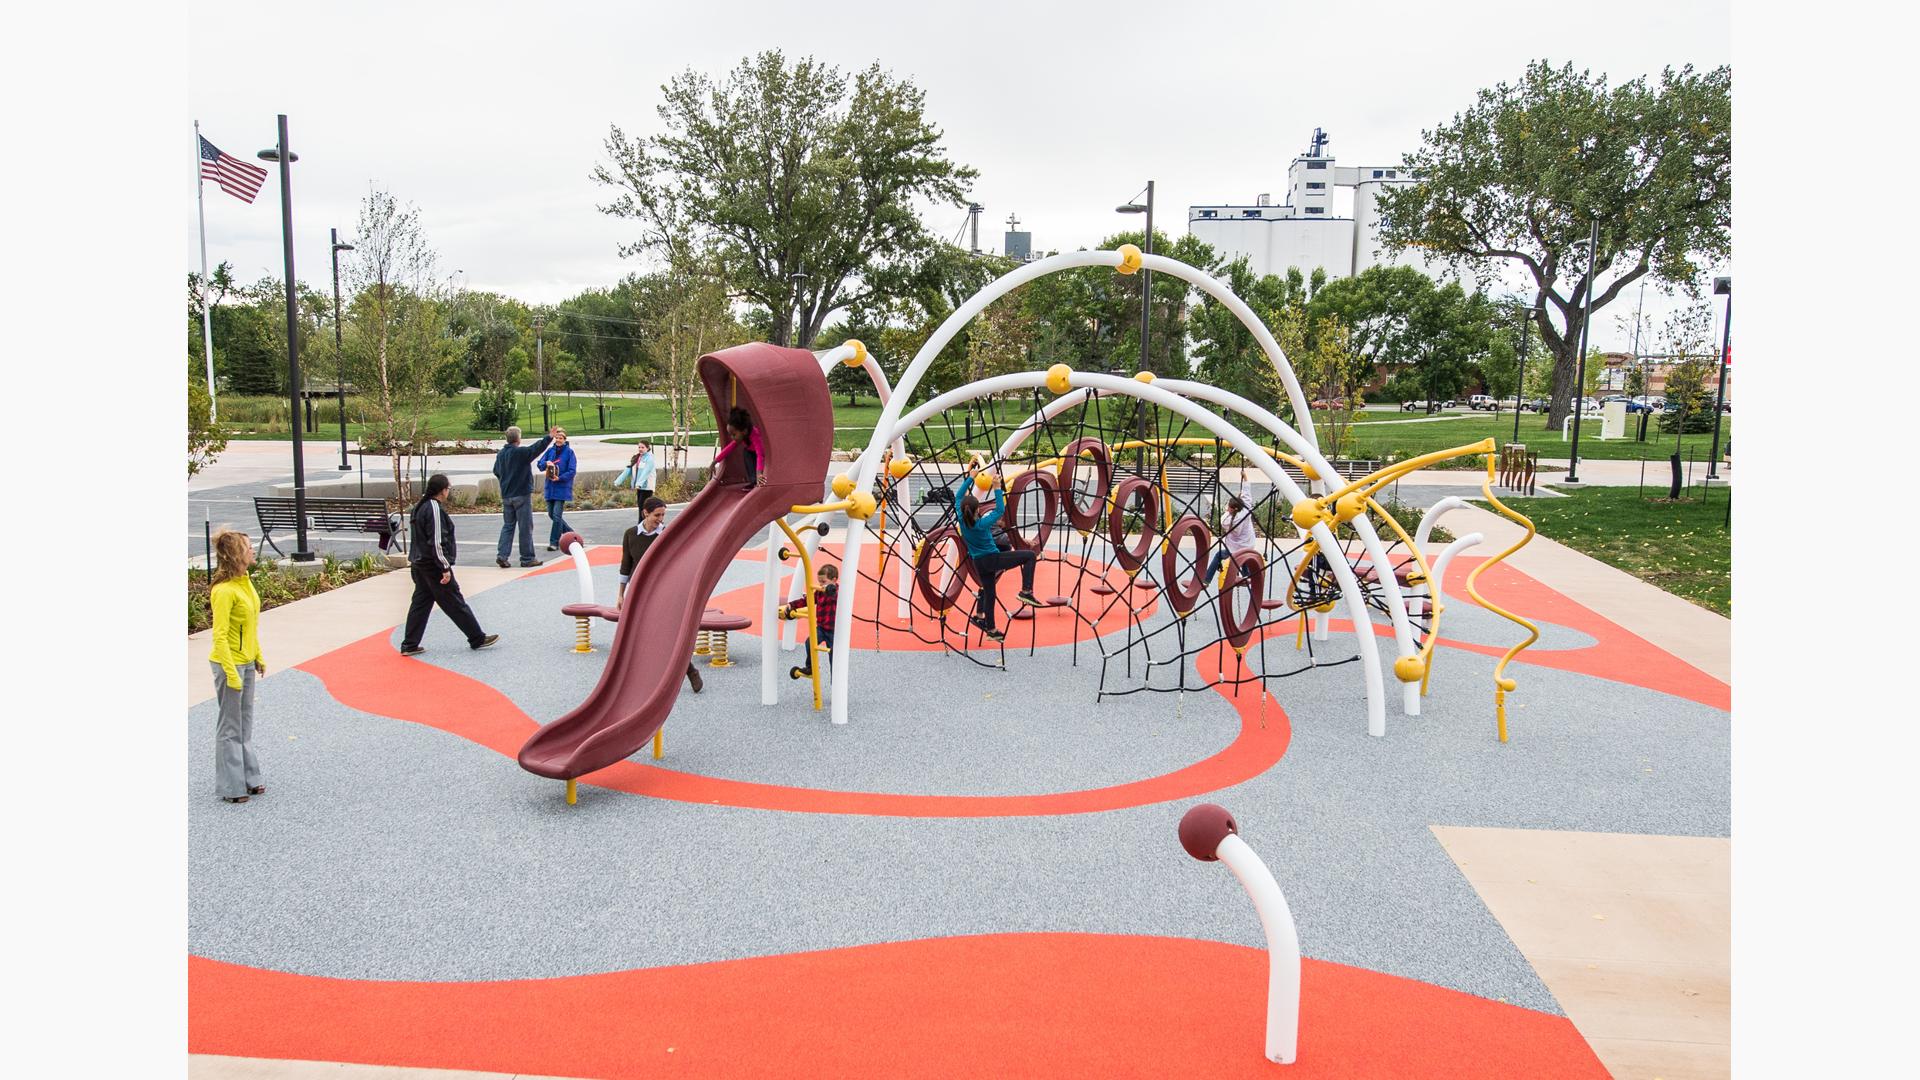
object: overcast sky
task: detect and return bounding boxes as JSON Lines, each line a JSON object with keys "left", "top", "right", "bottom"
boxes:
{"left": 188, "top": 0, "right": 1729, "bottom": 352}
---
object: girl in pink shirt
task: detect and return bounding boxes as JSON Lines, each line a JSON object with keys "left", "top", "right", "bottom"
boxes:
{"left": 712, "top": 406, "right": 766, "bottom": 491}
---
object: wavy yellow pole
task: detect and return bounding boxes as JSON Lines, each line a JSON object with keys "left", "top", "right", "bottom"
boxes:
{"left": 775, "top": 518, "right": 826, "bottom": 710}
{"left": 1462, "top": 454, "right": 1541, "bottom": 742}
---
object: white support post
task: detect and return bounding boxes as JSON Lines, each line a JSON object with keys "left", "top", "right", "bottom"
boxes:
{"left": 1180, "top": 804, "right": 1300, "bottom": 1067}
{"left": 760, "top": 523, "right": 782, "bottom": 706}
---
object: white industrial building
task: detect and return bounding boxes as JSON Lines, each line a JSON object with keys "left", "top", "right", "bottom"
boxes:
{"left": 1187, "top": 129, "right": 1450, "bottom": 284}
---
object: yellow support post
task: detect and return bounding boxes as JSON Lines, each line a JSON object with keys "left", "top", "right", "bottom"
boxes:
{"left": 775, "top": 518, "right": 826, "bottom": 710}
{"left": 1464, "top": 453, "right": 1542, "bottom": 742}
{"left": 565, "top": 779, "right": 577, "bottom": 805}
{"left": 653, "top": 727, "right": 664, "bottom": 761}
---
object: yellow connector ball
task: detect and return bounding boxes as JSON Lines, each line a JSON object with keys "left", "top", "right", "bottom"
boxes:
{"left": 1496, "top": 676, "right": 1518, "bottom": 692}
{"left": 887, "top": 457, "right": 914, "bottom": 480}
{"left": 845, "top": 491, "right": 878, "bottom": 520}
{"left": 1333, "top": 492, "right": 1367, "bottom": 523}
{"left": 973, "top": 472, "right": 995, "bottom": 491}
{"left": 831, "top": 473, "right": 855, "bottom": 498}
{"left": 1133, "top": 371, "right": 1155, "bottom": 384}
{"left": 1115, "top": 243, "right": 1143, "bottom": 275}
{"left": 1046, "top": 363, "right": 1074, "bottom": 395}
{"left": 841, "top": 339, "right": 868, "bottom": 367}
{"left": 1313, "top": 601, "right": 1336, "bottom": 613}
{"left": 1291, "top": 500, "right": 1328, "bottom": 531}
{"left": 1393, "top": 655, "right": 1426, "bottom": 683}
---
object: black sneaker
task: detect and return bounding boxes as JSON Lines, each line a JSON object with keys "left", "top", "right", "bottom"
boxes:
{"left": 547, "top": 544, "right": 558, "bottom": 551}
{"left": 687, "top": 668, "right": 704, "bottom": 694}
{"left": 400, "top": 645, "right": 426, "bottom": 657}
{"left": 496, "top": 557, "right": 510, "bottom": 569}
{"left": 1016, "top": 590, "right": 1042, "bottom": 607}
{"left": 471, "top": 634, "right": 500, "bottom": 650}
{"left": 519, "top": 559, "right": 543, "bottom": 567}
{"left": 983, "top": 626, "right": 1006, "bottom": 643}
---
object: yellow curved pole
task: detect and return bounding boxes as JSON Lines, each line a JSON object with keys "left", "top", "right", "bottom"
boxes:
{"left": 1363, "top": 497, "right": 1442, "bottom": 690}
{"left": 791, "top": 498, "right": 855, "bottom": 516}
{"left": 1317, "top": 439, "right": 1499, "bottom": 508}
{"left": 1462, "top": 453, "right": 1541, "bottom": 742}
{"left": 775, "top": 518, "right": 825, "bottom": 710}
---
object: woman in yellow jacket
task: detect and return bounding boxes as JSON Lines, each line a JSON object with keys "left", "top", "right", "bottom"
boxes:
{"left": 208, "top": 530, "right": 268, "bottom": 804}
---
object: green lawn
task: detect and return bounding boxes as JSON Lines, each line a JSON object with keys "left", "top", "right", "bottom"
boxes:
{"left": 1499, "top": 485, "right": 1731, "bottom": 615}
{"left": 222, "top": 391, "right": 1729, "bottom": 472}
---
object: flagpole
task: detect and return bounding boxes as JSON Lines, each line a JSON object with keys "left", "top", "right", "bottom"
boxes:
{"left": 194, "top": 120, "right": 218, "bottom": 422}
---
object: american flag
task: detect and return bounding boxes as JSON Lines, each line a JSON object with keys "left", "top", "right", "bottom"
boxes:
{"left": 198, "top": 135, "right": 268, "bottom": 203}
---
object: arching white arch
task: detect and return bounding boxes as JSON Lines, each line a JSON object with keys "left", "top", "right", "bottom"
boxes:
{"left": 987, "top": 378, "right": 1427, "bottom": 718}
{"left": 827, "top": 368, "right": 1391, "bottom": 735}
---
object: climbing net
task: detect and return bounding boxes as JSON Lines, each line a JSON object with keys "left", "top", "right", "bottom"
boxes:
{"left": 840, "top": 388, "right": 1435, "bottom": 704}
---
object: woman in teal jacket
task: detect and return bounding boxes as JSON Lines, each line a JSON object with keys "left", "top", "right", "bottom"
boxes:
{"left": 957, "top": 468, "right": 1040, "bottom": 641}
{"left": 535, "top": 429, "right": 578, "bottom": 550}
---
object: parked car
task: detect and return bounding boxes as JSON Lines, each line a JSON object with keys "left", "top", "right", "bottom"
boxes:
{"left": 1309, "top": 398, "right": 1348, "bottom": 410}
{"left": 1626, "top": 396, "right": 1664, "bottom": 414}
{"left": 1399, "top": 399, "right": 1457, "bottom": 412}
{"left": 1518, "top": 398, "right": 1546, "bottom": 413}
{"left": 1468, "top": 394, "right": 1498, "bottom": 411}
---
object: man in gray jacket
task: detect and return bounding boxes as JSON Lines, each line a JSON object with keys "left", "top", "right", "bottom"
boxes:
{"left": 493, "top": 425, "right": 554, "bottom": 567}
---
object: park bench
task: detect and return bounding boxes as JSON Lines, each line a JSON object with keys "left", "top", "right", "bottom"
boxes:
{"left": 252, "top": 495, "right": 401, "bottom": 558}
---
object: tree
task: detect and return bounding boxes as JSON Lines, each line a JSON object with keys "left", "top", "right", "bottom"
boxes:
{"left": 1311, "top": 266, "right": 1495, "bottom": 414}
{"left": 1273, "top": 303, "right": 1367, "bottom": 456}
{"left": 634, "top": 253, "right": 752, "bottom": 468}
{"left": 187, "top": 375, "right": 228, "bottom": 476}
{"left": 1374, "top": 60, "right": 1731, "bottom": 429}
{"left": 595, "top": 50, "right": 978, "bottom": 347}
{"left": 1190, "top": 260, "right": 1311, "bottom": 404}
{"left": 1656, "top": 302, "right": 1718, "bottom": 434}
{"left": 341, "top": 187, "right": 457, "bottom": 502}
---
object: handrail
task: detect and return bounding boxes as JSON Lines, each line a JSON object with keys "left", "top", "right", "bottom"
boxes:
{"left": 774, "top": 517, "right": 825, "bottom": 710}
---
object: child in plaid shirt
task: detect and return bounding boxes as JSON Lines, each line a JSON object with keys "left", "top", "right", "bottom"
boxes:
{"left": 779, "top": 562, "right": 838, "bottom": 680}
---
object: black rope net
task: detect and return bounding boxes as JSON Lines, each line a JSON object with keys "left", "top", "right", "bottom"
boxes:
{"left": 834, "top": 388, "right": 1427, "bottom": 704}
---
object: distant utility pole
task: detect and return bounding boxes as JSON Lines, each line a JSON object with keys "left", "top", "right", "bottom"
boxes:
{"left": 532, "top": 312, "right": 548, "bottom": 431}
{"left": 968, "top": 203, "right": 984, "bottom": 255}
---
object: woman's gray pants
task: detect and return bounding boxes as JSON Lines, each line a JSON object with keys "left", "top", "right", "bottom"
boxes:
{"left": 212, "top": 662, "right": 261, "bottom": 798}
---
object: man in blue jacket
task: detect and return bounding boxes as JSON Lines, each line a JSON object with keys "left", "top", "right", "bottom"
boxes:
{"left": 536, "top": 428, "right": 578, "bottom": 551}
{"left": 492, "top": 425, "right": 553, "bottom": 568}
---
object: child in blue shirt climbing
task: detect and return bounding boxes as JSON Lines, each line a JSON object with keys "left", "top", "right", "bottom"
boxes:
{"left": 957, "top": 466, "right": 1040, "bottom": 642}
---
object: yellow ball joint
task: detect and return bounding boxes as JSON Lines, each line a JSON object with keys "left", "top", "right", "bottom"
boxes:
{"left": 1496, "top": 676, "right": 1518, "bottom": 692}
{"left": 1133, "top": 370, "right": 1155, "bottom": 384}
{"left": 831, "top": 473, "right": 855, "bottom": 498}
{"left": 841, "top": 338, "right": 868, "bottom": 367}
{"left": 845, "top": 490, "right": 878, "bottom": 520}
{"left": 888, "top": 457, "right": 914, "bottom": 480}
{"left": 1291, "top": 500, "right": 1329, "bottom": 531}
{"left": 1046, "top": 363, "right": 1074, "bottom": 395}
{"left": 973, "top": 471, "right": 997, "bottom": 491}
{"left": 1333, "top": 492, "right": 1367, "bottom": 524}
{"left": 1116, "top": 243, "right": 1143, "bottom": 275}
{"left": 1393, "top": 655, "right": 1426, "bottom": 683}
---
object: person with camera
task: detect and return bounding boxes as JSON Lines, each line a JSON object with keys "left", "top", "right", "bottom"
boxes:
{"left": 492, "top": 425, "right": 554, "bottom": 568}
{"left": 535, "top": 428, "right": 578, "bottom": 551}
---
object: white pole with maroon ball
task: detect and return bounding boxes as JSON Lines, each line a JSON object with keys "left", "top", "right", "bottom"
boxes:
{"left": 1180, "top": 803, "right": 1300, "bottom": 1065}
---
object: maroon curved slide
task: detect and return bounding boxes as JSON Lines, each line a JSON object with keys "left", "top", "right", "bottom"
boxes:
{"left": 518, "top": 343, "right": 833, "bottom": 781}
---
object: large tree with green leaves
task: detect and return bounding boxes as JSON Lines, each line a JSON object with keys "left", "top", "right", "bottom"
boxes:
{"left": 1309, "top": 265, "right": 1496, "bottom": 414}
{"left": 1374, "top": 60, "right": 1731, "bottom": 429}
{"left": 594, "top": 50, "right": 978, "bottom": 348}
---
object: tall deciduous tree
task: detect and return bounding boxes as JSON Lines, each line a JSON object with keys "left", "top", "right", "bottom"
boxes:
{"left": 594, "top": 51, "right": 978, "bottom": 348}
{"left": 342, "top": 188, "right": 456, "bottom": 501}
{"left": 1374, "top": 60, "right": 1731, "bottom": 428}
{"left": 1311, "top": 266, "right": 1495, "bottom": 414}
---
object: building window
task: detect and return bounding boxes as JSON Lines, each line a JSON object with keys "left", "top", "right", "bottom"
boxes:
{"left": 1242, "top": 209, "right": 1262, "bottom": 218}
{"left": 1306, "top": 161, "right": 1326, "bottom": 170}
{"left": 1307, "top": 182, "right": 1325, "bottom": 190}
{"left": 1199, "top": 210, "right": 1217, "bottom": 219}
{"left": 1306, "top": 207, "right": 1324, "bottom": 214}
{"left": 1386, "top": 170, "right": 1397, "bottom": 178}
{"left": 1372, "top": 169, "right": 1383, "bottom": 178}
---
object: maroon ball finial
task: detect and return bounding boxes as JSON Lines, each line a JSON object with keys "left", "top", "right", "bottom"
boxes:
{"left": 558, "top": 531, "right": 584, "bottom": 554}
{"left": 1179, "top": 803, "right": 1238, "bottom": 861}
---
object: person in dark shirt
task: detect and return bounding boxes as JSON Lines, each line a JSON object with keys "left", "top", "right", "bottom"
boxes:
{"left": 779, "top": 562, "right": 838, "bottom": 680}
{"left": 492, "top": 425, "right": 555, "bottom": 567}
{"left": 957, "top": 469, "right": 1040, "bottom": 642}
{"left": 401, "top": 474, "right": 498, "bottom": 656}
{"left": 616, "top": 496, "right": 702, "bottom": 694}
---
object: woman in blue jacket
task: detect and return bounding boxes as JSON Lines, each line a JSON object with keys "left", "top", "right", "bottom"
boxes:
{"left": 957, "top": 468, "right": 1041, "bottom": 642}
{"left": 535, "top": 428, "right": 578, "bottom": 550}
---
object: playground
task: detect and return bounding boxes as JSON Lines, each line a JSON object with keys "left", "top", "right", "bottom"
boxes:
{"left": 187, "top": 249, "right": 1731, "bottom": 1079}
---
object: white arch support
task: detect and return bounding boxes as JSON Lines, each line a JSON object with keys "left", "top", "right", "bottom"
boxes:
{"left": 829, "top": 368, "right": 1391, "bottom": 735}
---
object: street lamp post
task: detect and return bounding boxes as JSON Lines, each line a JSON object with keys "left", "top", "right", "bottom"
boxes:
{"left": 1117, "top": 183, "right": 1155, "bottom": 469}
{"left": 1566, "top": 218, "right": 1600, "bottom": 485}
{"left": 1512, "top": 305, "right": 1538, "bottom": 443}
{"left": 1708, "top": 277, "right": 1732, "bottom": 479}
{"left": 788, "top": 268, "right": 809, "bottom": 348}
{"left": 532, "top": 313, "right": 548, "bottom": 432}
{"left": 331, "top": 229, "right": 355, "bottom": 470}
{"left": 258, "top": 116, "right": 314, "bottom": 561}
